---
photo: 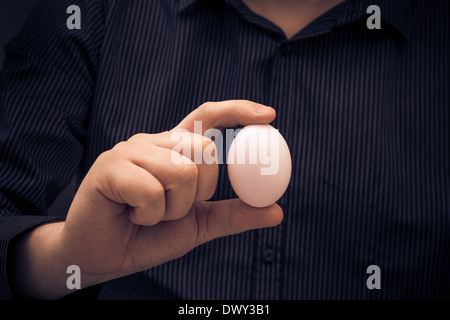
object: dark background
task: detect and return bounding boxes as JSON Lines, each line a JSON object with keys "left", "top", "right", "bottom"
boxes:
{"left": 0, "top": 0, "right": 75, "bottom": 217}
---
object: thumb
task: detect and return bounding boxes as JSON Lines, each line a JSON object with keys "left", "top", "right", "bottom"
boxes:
{"left": 193, "top": 199, "right": 284, "bottom": 246}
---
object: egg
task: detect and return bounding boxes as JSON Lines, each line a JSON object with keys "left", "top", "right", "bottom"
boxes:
{"left": 227, "top": 124, "right": 292, "bottom": 208}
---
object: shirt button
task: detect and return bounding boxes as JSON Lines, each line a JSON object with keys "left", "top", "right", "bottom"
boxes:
{"left": 280, "top": 43, "right": 293, "bottom": 55}
{"left": 262, "top": 248, "right": 275, "bottom": 262}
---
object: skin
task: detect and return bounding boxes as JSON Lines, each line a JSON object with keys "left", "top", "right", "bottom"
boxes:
{"left": 242, "top": 0, "right": 346, "bottom": 39}
{"left": 9, "top": 101, "right": 283, "bottom": 299}
{"left": 8, "top": 1, "right": 346, "bottom": 299}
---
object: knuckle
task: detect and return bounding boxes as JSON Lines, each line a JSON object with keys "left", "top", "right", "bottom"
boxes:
{"left": 95, "top": 150, "right": 110, "bottom": 164}
{"left": 146, "top": 184, "right": 166, "bottom": 205}
{"left": 178, "top": 162, "right": 199, "bottom": 184}
{"left": 198, "top": 101, "right": 214, "bottom": 117}
{"left": 111, "top": 141, "right": 130, "bottom": 155}
{"left": 199, "top": 101, "right": 213, "bottom": 110}
{"left": 192, "top": 202, "right": 212, "bottom": 245}
{"left": 96, "top": 148, "right": 121, "bottom": 165}
{"left": 127, "top": 133, "right": 147, "bottom": 143}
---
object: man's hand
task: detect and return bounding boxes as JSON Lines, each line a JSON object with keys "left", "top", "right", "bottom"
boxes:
{"left": 9, "top": 100, "right": 283, "bottom": 299}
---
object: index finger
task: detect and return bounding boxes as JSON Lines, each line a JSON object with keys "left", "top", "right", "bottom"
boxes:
{"left": 175, "top": 100, "right": 276, "bottom": 134}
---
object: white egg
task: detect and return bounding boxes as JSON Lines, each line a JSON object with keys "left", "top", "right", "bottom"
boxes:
{"left": 227, "top": 124, "right": 292, "bottom": 207}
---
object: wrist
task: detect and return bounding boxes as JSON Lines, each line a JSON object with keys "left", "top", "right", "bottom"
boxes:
{"left": 8, "top": 222, "right": 73, "bottom": 299}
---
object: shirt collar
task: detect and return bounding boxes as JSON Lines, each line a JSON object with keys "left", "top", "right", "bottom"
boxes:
{"left": 177, "top": 0, "right": 421, "bottom": 41}
{"left": 337, "top": 0, "right": 419, "bottom": 41}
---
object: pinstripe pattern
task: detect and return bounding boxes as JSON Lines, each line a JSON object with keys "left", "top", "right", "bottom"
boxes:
{"left": 0, "top": 0, "right": 449, "bottom": 299}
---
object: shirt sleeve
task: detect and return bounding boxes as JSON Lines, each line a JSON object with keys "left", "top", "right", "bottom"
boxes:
{"left": 0, "top": 0, "right": 106, "bottom": 299}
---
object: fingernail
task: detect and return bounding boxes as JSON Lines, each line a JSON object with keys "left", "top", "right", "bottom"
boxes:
{"left": 255, "top": 105, "right": 271, "bottom": 113}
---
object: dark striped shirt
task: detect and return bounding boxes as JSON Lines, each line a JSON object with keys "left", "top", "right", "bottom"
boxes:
{"left": 0, "top": 0, "right": 449, "bottom": 299}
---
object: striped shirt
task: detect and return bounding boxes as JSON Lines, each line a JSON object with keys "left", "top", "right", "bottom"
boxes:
{"left": 0, "top": 0, "right": 449, "bottom": 299}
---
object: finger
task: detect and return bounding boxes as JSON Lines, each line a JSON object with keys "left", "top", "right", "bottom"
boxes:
{"left": 117, "top": 139, "right": 212, "bottom": 220}
{"left": 129, "top": 133, "right": 218, "bottom": 202}
{"left": 94, "top": 158, "right": 167, "bottom": 226}
{"left": 175, "top": 100, "right": 276, "bottom": 134}
{"left": 139, "top": 149, "right": 199, "bottom": 220}
{"left": 155, "top": 132, "right": 218, "bottom": 201}
{"left": 193, "top": 199, "right": 284, "bottom": 246}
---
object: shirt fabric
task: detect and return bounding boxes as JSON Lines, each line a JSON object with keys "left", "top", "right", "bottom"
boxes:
{"left": 0, "top": 0, "right": 449, "bottom": 300}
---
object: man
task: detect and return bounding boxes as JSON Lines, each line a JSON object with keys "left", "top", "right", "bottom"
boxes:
{"left": 0, "top": 0, "right": 448, "bottom": 299}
